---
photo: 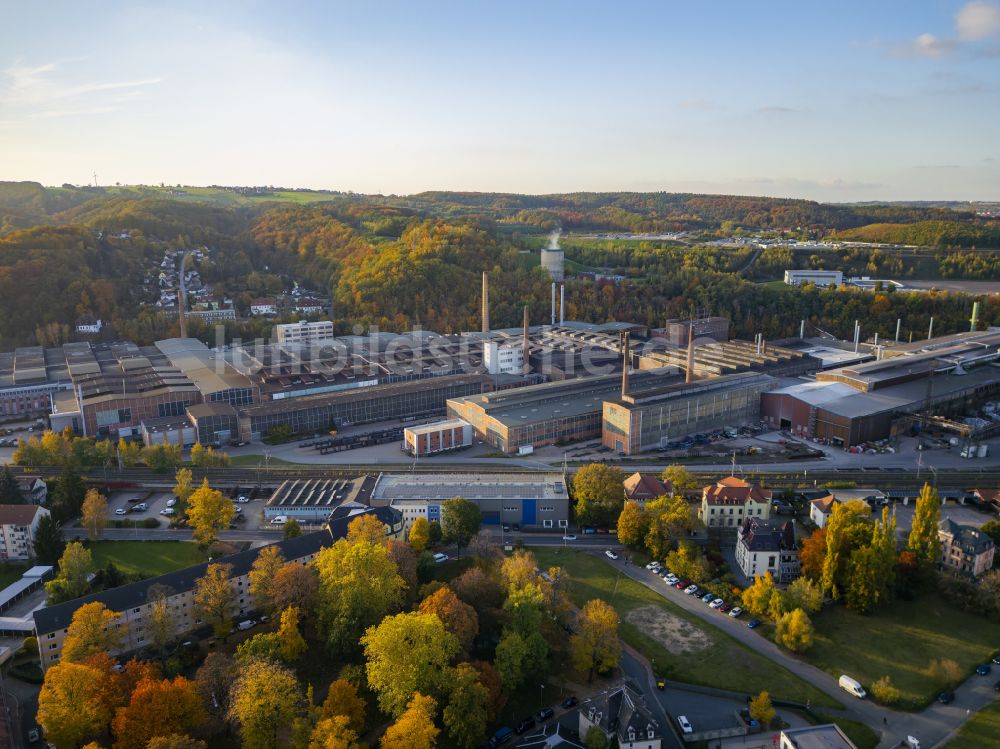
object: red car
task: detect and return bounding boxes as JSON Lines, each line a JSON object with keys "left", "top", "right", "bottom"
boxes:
{"left": 673, "top": 580, "right": 689, "bottom": 590}
{"left": 718, "top": 602, "right": 732, "bottom": 613}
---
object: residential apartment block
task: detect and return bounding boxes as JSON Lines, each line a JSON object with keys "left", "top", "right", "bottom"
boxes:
{"left": 736, "top": 518, "right": 799, "bottom": 584}
{"left": 938, "top": 518, "right": 996, "bottom": 578}
{"left": 0, "top": 504, "right": 49, "bottom": 561}
{"left": 699, "top": 476, "right": 771, "bottom": 528}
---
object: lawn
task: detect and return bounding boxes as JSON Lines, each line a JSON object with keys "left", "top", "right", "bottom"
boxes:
{"left": 87, "top": 541, "right": 204, "bottom": 577}
{"left": 942, "top": 700, "right": 1000, "bottom": 749}
{"left": 532, "top": 549, "right": 840, "bottom": 708}
{"left": 806, "top": 593, "right": 998, "bottom": 709}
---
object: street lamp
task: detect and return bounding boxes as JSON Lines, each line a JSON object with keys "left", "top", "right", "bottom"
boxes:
{"left": 539, "top": 683, "right": 545, "bottom": 710}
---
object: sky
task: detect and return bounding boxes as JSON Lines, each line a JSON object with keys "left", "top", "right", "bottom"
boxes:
{"left": 1, "top": 1, "right": 999, "bottom": 202}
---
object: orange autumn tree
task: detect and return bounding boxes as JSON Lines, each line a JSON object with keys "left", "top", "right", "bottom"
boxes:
{"left": 112, "top": 675, "right": 207, "bottom": 749}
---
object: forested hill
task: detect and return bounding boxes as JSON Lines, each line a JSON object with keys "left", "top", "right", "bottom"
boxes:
{"left": 0, "top": 182, "right": 997, "bottom": 351}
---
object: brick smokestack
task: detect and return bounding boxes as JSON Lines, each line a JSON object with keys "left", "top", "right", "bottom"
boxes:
{"left": 685, "top": 325, "right": 695, "bottom": 383}
{"left": 481, "top": 272, "right": 489, "bottom": 333}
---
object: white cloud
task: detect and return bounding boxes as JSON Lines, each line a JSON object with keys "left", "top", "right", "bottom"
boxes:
{"left": 956, "top": 1, "right": 1000, "bottom": 40}
{"left": 894, "top": 33, "right": 955, "bottom": 58}
{"left": 0, "top": 61, "right": 161, "bottom": 117}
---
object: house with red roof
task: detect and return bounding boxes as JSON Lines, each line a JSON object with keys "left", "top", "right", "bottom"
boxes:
{"left": 699, "top": 476, "right": 771, "bottom": 529}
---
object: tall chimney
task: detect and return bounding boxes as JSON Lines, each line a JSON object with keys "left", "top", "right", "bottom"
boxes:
{"left": 550, "top": 283, "right": 556, "bottom": 326}
{"left": 895, "top": 318, "right": 901, "bottom": 343}
{"left": 970, "top": 301, "right": 980, "bottom": 332}
{"left": 560, "top": 284, "right": 565, "bottom": 325}
{"left": 853, "top": 321, "right": 860, "bottom": 353}
{"left": 800, "top": 320, "right": 805, "bottom": 340}
{"left": 481, "top": 272, "right": 490, "bottom": 333}
{"left": 177, "top": 289, "right": 188, "bottom": 339}
{"left": 522, "top": 305, "right": 530, "bottom": 375}
{"left": 928, "top": 316, "right": 934, "bottom": 340}
{"left": 762, "top": 338, "right": 767, "bottom": 355}
{"left": 685, "top": 325, "right": 696, "bottom": 383}
{"left": 621, "top": 333, "right": 630, "bottom": 397}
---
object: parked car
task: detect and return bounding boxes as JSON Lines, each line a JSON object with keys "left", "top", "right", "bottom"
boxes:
{"left": 237, "top": 495, "right": 250, "bottom": 503}
{"left": 645, "top": 561, "right": 660, "bottom": 571}
{"left": 937, "top": 691, "right": 955, "bottom": 704}
{"left": 159, "top": 508, "right": 175, "bottom": 516}
{"left": 489, "top": 726, "right": 514, "bottom": 747}
{"left": 701, "top": 593, "right": 715, "bottom": 604}
{"left": 665, "top": 574, "right": 678, "bottom": 584}
{"left": 976, "top": 664, "right": 992, "bottom": 676}
{"left": 673, "top": 580, "right": 688, "bottom": 589}
{"left": 992, "top": 653, "right": 1000, "bottom": 665}
{"left": 747, "top": 618, "right": 762, "bottom": 629}
{"left": 166, "top": 498, "right": 177, "bottom": 507}
{"left": 132, "top": 502, "right": 147, "bottom": 512}
{"left": 433, "top": 552, "right": 449, "bottom": 563}
{"left": 115, "top": 508, "right": 127, "bottom": 515}
{"left": 718, "top": 602, "right": 732, "bottom": 613}
{"left": 729, "top": 606, "right": 743, "bottom": 618}
{"left": 236, "top": 619, "right": 256, "bottom": 631}
{"left": 562, "top": 534, "right": 577, "bottom": 541}
{"left": 536, "top": 707, "right": 554, "bottom": 722}
{"left": 709, "top": 598, "right": 724, "bottom": 609}
{"left": 684, "top": 584, "right": 699, "bottom": 595}
{"left": 515, "top": 717, "right": 535, "bottom": 734}
{"left": 270, "top": 515, "right": 288, "bottom": 525}
{"left": 676, "top": 716, "right": 693, "bottom": 734}
{"left": 605, "top": 550, "right": 619, "bottom": 560}
{"left": 560, "top": 696, "right": 578, "bottom": 709}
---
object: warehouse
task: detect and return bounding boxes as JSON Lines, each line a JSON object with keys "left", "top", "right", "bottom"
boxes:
{"left": 403, "top": 419, "right": 473, "bottom": 456}
{"left": 370, "top": 472, "right": 570, "bottom": 530}
{"left": 602, "top": 372, "right": 776, "bottom": 455}
{"left": 265, "top": 476, "right": 378, "bottom": 522}
{"left": 242, "top": 372, "right": 494, "bottom": 442}
{"left": 448, "top": 369, "right": 675, "bottom": 454}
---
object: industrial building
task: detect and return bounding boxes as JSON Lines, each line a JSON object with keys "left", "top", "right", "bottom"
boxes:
{"left": 241, "top": 372, "right": 494, "bottom": 442}
{"left": 370, "top": 472, "right": 570, "bottom": 530}
{"left": 139, "top": 415, "right": 197, "bottom": 447}
{"left": 636, "top": 338, "right": 817, "bottom": 379}
{"left": 602, "top": 372, "right": 776, "bottom": 455}
{"left": 274, "top": 320, "right": 335, "bottom": 345}
{"left": 448, "top": 369, "right": 674, "bottom": 454}
{"left": 652, "top": 316, "right": 731, "bottom": 344}
{"left": 762, "top": 330, "right": 1000, "bottom": 446}
{"left": 156, "top": 338, "right": 257, "bottom": 408}
{"left": 264, "top": 476, "right": 379, "bottom": 522}
{"left": 403, "top": 419, "right": 473, "bottom": 456}
{"left": 783, "top": 269, "right": 843, "bottom": 287}
{"left": 0, "top": 346, "right": 72, "bottom": 418}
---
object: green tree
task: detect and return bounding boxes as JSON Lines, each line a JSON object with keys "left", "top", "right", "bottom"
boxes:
{"left": 821, "top": 500, "right": 872, "bottom": 599}
{"left": 363, "top": 611, "right": 458, "bottom": 717}
{"left": 283, "top": 517, "right": 302, "bottom": 539}
{"left": 50, "top": 464, "right": 86, "bottom": 523}
{"left": 33, "top": 513, "right": 66, "bottom": 565}
{"left": 314, "top": 535, "right": 405, "bottom": 652}
{"left": 185, "top": 479, "right": 235, "bottom": 549}
{"left": 147, "top": 585, "right": 177, "bottom": 655}
{"left": 570, "top": 599, "right": 621, "bottom": 682}
{"left": 428, "top": 520, "right": 443, "bottom": 545}
{"left": 443, "top": 663, "right": 490, "bottom": 749}
{"left": 785, "top": 576, "right": 823, "bottom": 614}
{"left": 661, "top": 464, "right": 699, "bottom": 496}
{"left": 774, "top": 608, "right": 814, "bottom": 652}
{"left": 572, "top": 463, "right": 625, "bottom": 526}
{"left": 409, "top": 516, "right": 431, "bottom": 552}
{"left": 666, "top": 541, "right": 710, "bottom": 584}
{"left": 742, "top": 574, "right": 778, "bottom": 617}
{"left": 616, "top": 501, "right": 646, "bottom": 547}
{"left": 441, "top": 497, "right": 481, "bottom": 559}
{"left": 0, "top": 466, "right": 25, "bottom": 503}
{"left": 584, "top": 726, "right": 609, "bottom": 749}
{"left": 193, "top": 563, "right": 236, "bottom": 638}
{"left": 907, "top": 483, "right": 941, "bottom": 569}
{"left": 46, "top": 541, "right": 94, "bottom": 603}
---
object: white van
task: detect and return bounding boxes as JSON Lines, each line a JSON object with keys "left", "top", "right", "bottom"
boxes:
{"left": 838, "top": 675, "right": 866, "bottom": 698}
{"left": 236, "top": 619, "right": 256, "bottom": 631}
{"left": 270, "top": 515, "right": 288, "bottom": 525}
{"left": 433, "top": 552, "right": 449, "bottom": 564}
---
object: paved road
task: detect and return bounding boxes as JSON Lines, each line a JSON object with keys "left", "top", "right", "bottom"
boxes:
{"left": 601, "top": 551, "right": 998, "bottom": 749}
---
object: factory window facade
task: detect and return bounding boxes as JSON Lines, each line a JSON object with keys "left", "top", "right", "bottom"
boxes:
{"left": 158, "top": 400, "right": 190, "bottom": 418}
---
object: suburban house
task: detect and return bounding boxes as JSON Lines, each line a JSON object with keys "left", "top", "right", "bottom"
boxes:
{"left": 74, "top": 315, "right": 103, "bottom": 335}
{"left": 578, "top": 682, "right": 661, "bottom": 749}
{"left": 623, "top": 472, "right": 670, "bottom": 506}
{"left": 0, "top": 504, "right": 51, "bottom": 561}
{"left": 808, "top": 495, "right": 840, "bottom": 528}
{"left": 15, "top": 476, "right": 48, "bottom": 505}
{"left": 938, "top": 518, "right": 996, "bottom": 578}
{"left": 249, "top": 299, "right": 278, "bottom": 316}
{"left": 700, "top": 476, "right": 771, "bottom": 528}
{"left": 33, "top": 504, "right": 401, "bottom": 670}
{"left": 736, "top": 518, "right": 799, "bottom": 584}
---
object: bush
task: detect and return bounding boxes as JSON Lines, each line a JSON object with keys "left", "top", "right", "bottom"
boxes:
{"left": 141, "top": 518, "right": 160, "bottom": 528}
{"left": 8, "top": 661, "right": 43, "bottom": 683}
{"left": 870, "top": 675, "right": 900, "bottom": 705}
{"left": 20, "top": 636, "right": 38, "bottom": 656}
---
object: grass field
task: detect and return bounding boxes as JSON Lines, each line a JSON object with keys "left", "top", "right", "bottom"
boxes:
{"left": 942, "top": 700, "right": 1000, "bottom": 749}
{"left": 806, "top": 593, "right": 998, "bottom": 710}
{"left": 532, "top": 549, "right": 840, "bottom": 708}
{"left": 87, "top": 541, "right": 204, "bottom": 577}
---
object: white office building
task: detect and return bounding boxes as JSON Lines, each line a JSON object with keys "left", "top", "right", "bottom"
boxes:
{"left": 274, "top": 320, "right": 336, "bottom": 345}
{"left": 783, "top": 270, "right": 843, "bottom": 288}
{"left": 483, "top": 340, "right": 525, "bottom": 375}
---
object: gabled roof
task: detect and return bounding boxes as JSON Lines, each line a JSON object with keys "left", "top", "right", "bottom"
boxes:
{"left": 938, "top": 518, "right": 995, "bottom": 556}
{"left": 740, "top": 518, "right": 795, "bottom": 552}
{"left": 0, "top": 504, "right": 44, "bottom": 526}
{"left": 623, "top": 472, "right": 669, "bottom": 501}
{"left": 579, "top": 681, "right": 659, "bottom": 744}
{"left": 809, "top": 495, "right": 839, "bottom": 515}
{"left": 703, "top": 477, "right": 771, "bottom": 506}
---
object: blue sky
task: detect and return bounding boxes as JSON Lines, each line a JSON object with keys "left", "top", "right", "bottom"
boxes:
{"left": 1, "top": 1, "right": 999, "bottom": 201}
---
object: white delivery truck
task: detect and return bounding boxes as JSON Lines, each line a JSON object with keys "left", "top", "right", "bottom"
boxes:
{"left": 838, "top": 675, "right": 866, "bottom": 698}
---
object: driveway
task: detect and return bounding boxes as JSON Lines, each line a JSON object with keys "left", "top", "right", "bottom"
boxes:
{"left": 599, "top": 552, "right": 999, "bottom": 749}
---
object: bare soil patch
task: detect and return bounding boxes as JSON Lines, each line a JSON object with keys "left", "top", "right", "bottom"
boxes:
{"left": 625, "top": 605, "right": 711, "bottom": 654}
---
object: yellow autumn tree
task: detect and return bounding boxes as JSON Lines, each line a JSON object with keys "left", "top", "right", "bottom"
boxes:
{"left": 380, "top": 693, "right": 439, "bottom": 749}
{"left": 185, "top": 479, "right": 235, "bottom": 548}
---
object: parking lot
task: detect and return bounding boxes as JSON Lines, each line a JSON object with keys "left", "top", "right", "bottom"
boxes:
{"left": 104, "top": 489, "right": 268, "bottom": 531}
